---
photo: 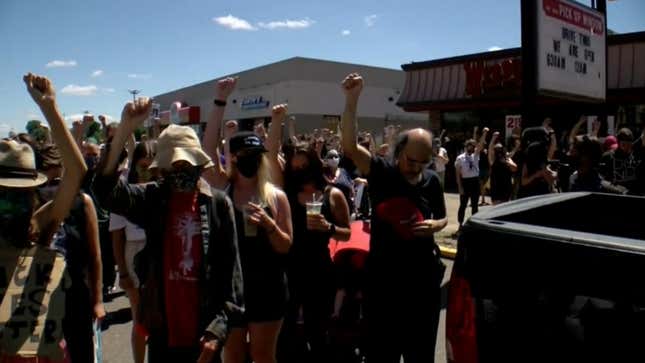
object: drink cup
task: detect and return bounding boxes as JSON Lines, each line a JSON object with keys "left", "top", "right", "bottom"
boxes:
{"left": 243, "top": 207, "right": 257, "bottom": 237}
{"left": 306, "top": 202, "right": 322, "bottom": 216}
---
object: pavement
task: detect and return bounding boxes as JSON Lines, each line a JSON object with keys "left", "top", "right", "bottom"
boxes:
{"left": 436, "top": 193, "right": 477, "bottom": 259}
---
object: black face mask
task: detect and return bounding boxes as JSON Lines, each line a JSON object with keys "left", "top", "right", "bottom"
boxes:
{"left": 163, "top": 167, "right": 201, "bottom": 192}
{"left": 236, "top": 154, "right": 262, "bottom": 179}
{"left": 0, "top": 191, "right": 34, "bottom": 245}
{"left": 291, "top": 167, "right": 315, "bottom": 188}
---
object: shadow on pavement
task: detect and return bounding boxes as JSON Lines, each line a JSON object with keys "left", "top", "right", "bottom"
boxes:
{"left": 101, "top": 307, "right": 132, "bottom": 331}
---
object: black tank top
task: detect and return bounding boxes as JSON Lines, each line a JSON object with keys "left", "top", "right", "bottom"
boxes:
{"left": 490, "top": 160, "right": 513, "bottom": 198}
{"left": 288, "top": 187, "right": 334, "bottom": 270}
{"left": 227, "top": 186, "right": 287, "bottom": 313}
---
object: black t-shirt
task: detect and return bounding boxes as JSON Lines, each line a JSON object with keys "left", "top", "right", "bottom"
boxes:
{"left": 367, "top": 157, "right": 446, "bottom": 268}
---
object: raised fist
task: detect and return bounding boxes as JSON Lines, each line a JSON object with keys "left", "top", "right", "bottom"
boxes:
{"left": 254, "top": 122, "right": 267, "bottom": 139}
{"left": 216, "top": 77, "right": 238, "bottom": 100}
{"left": 271, "top": 104, "right": 288, "bottom": 120}
{"left": 224, "top": 120, "right": 238, "bottom": 139}
{"left": 342, "top": 73, "right": 363, "bottom": 101}
{"left": 483, "top": 127, "right": 490, "bottom": 134}
{"left": 23, "top": 73, "right": 56, "bottom": 108}
{"left": 225, "top": 120, "right": 238, "bottom": 130}
{"left": 120, "top": 97, "right": 152, "bottom": 130}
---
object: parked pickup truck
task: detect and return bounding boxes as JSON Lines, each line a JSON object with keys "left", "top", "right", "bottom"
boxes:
{"left": 447, "top": 192, "right": 645, "bottom": 363}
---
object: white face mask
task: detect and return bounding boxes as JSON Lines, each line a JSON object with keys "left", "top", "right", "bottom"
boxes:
{"left": 327, "top": 157, "right": 340, "bottom": 168}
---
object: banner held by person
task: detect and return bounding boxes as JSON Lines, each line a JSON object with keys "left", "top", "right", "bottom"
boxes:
{"left": 0, "top": 246, "right": 69, "bottom": 361}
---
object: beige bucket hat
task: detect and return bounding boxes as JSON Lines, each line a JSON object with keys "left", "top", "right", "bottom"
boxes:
{"left": 0, "top": 139, "right": 48, "bottom": 188}
{"left": 149, "top": 125, "right": 213, "bottom": 170}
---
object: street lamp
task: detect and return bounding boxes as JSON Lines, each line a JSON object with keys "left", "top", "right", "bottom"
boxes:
{"left": 128, "top": 89, "right": 141, "bottom": 102}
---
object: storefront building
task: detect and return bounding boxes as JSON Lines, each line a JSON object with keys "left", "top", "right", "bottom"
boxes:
{"left": 396, "top": 31, "right": 645, "bottom": 189}
{"left": 397, "top": 31, "right": 645, "bottom": 139}
{"left": 151, "top": 57, "right": 427, "bottom": 139}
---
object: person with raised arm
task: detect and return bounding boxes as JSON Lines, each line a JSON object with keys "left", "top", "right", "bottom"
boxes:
{"left": 202, "top": 77, "right": 293, "bottom": 363}
{"left": 340, "top": 73, "right": 447, "bottom": 363}
{"left": 92, "top": 96, "right": 243, "bottom": 363}
{"left": 487, "top": 131, "right": 517, "bottom": 204}
{"left": 455, "top": 128, "right": 488, "bottom": 227}
{"left": 256, "top": 87, "right": 351, "bottom": 363}
{"left": 0, "top": 73, "right": 88, "bottom": 362}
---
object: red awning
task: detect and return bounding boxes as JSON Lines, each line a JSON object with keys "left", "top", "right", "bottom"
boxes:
{"left": 397, "top": 32, "right": 645, "bottom": 111}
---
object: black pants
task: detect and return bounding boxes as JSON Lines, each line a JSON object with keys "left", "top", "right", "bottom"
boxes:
{"left": 365, "top": 283, "right": 442, "bottom": 363}
{"left": 99, "top": 221, "right": 116, "bottom": 292}
{"left": 278, "top": 267, "right": 335, "bottom": 363}
{"left": 63, "top": 284, "right": 94, "bottom": 363}
{"left": 458, "top": 177, "right": 480, "bottom": 225}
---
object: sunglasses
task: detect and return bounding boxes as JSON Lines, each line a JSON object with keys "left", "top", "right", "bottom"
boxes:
{"left": 327, "top": 155, "right": 339, "bottom": 160}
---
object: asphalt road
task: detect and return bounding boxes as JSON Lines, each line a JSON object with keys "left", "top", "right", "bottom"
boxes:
{"left": 100, "top": 259, "right": 454, "bottom": 363}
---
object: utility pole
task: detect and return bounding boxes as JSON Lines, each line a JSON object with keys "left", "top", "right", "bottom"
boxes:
{"left": 128, "top": 89, "right": 141, "bottom": 102}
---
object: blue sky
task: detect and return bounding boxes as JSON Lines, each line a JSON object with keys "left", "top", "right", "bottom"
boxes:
{"left": 1, "top": 0, "right": 643, "bottom": 136}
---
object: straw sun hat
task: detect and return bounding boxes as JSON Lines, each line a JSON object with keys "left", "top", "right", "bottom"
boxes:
{"left": 0, "top": 139, "right": 48, "bottom": 188}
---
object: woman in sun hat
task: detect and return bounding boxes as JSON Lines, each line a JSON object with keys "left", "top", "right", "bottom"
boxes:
{"left": 0, "top": 73, "right": 88, "bottom": 362}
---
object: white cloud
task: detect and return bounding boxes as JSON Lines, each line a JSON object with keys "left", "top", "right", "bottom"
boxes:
{"left": 26, "top": 111, "right": 41, "bottom": 120}
{"left": 342, "top": 30, "right": 351, "bottom": 36}
{"left": 45, "top": 60, "right": 77, "bottom": 68}
{"left": 213, "top": 14, "right": 257, "bottom": 31}
{"left": 128, "top": 74, "right": 152, "bottom": 79}
{"left": 488, "top": 46, "right": 503, "bottom": 51}
{"left": 364, "top": 15, "right": 378, "bottom": 27}
{"left": 258, "top": 18, "right": 314, "bottom": 30}
{"left": 91, "top": 70, "right": 104, "bottom": 77}
{"left": 60, "top": 84, "right": 98, "bottom": 96}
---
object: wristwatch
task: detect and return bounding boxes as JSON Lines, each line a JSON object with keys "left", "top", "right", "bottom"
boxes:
{"left": 213, "top": 99, "right": 227, "bottom": 107}
{"left": 329, "top": 223, "right": 336, "bottom": 235}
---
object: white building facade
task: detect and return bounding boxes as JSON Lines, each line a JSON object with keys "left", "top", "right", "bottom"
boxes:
{"left": 152, "top": 57, "right": 427, "bottom": 138}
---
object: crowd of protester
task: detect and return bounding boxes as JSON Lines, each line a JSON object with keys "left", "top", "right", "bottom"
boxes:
{"left": 1, "top": 71, "right": 644, "bottom": 363}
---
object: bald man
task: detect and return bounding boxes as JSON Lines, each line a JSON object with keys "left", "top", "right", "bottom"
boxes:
{"left": 341, "top": 73, "right": 447, "bottom": 363}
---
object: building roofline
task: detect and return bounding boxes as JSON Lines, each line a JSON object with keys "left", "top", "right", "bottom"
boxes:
{"left": 400, "top": 31, "right": 645, "bottom": 72}
{"left": 401, "top": 48, "right": 522, "bottom": 71}
{"left": 153, "top": 56, "right": 402, "bottom": 99}
{"left": 608, "top": 30, "right": 645, "bottom": 45}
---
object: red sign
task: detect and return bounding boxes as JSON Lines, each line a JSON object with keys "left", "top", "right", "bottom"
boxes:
{"left": 464, "top": 57, "right": 522, "bottom": 97}
{"left": 159, "top": 106, "right": 201, "bottom": 125}
{"left": 542, "top": 0, "right": 604, "bottom": 35}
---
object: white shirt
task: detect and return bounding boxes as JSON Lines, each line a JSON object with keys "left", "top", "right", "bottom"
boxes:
{"left": 109, "top": 213, "right": 146, "bottom": 242}
{"left": 455, "top": 152, "right": 480, "bottom": 179}
{"left": 434, "top": 147, "right": 449, "bottom": 173}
